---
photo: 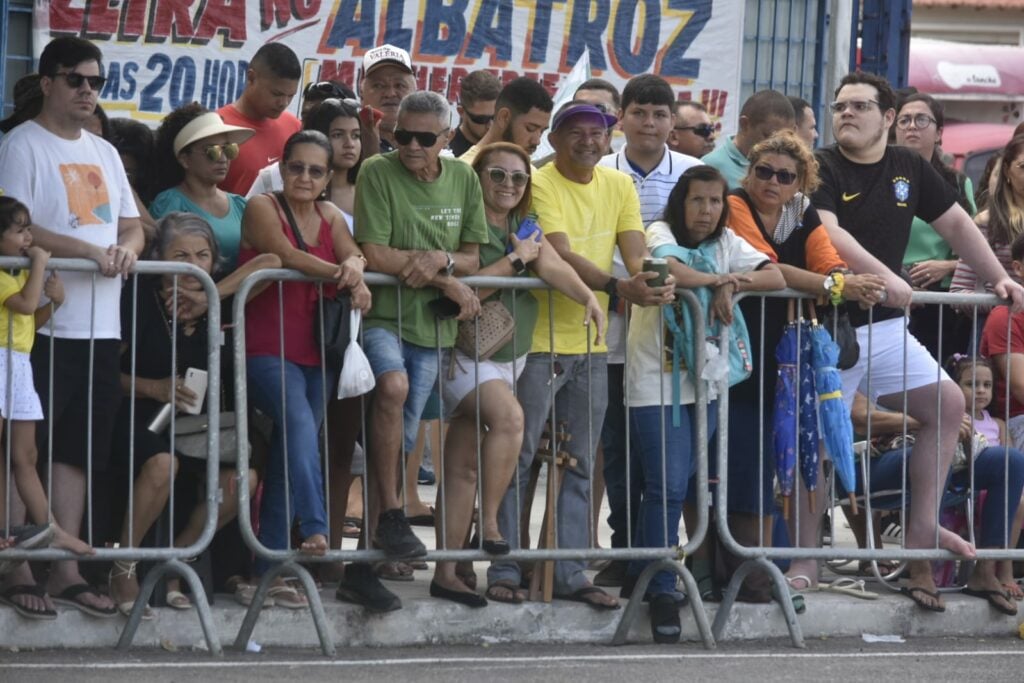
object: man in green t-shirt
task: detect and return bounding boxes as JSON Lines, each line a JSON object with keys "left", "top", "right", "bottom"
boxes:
{"left": 343, "top": 90, "right": 488, "bottom": 612}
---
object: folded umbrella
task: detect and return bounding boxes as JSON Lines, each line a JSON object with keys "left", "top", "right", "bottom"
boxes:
{"left": 810, "top": 318, "right": 858, "bottom": 514}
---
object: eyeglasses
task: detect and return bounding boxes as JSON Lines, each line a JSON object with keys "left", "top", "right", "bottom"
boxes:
{"left": 485, "top": 167, "right": 529, "bottom": 187}
{"left": 394, "top": 128, "right": 448, "bottom": 147}
{"left": 54, "top": 72, "right": 106, "bottom": 91}
{"left": 461, "top": 107, "right": 495, "bottom": 125}
{"left": 752, "top": 164, "right": 798, "bottom": 185}
{"left": 829, "top": 99, "right": 879, "bottom": 114}
{"left": 283, "top": 161, "right": 329, "bottom": 180}
{"left": 674, "top": 124, "right": 715, "bottom": 139}
{"left": 896, "top": 113, "right": 938, "bottom": 130}
{"left": 201, "top": 143, "right": 239, "bottom": 162}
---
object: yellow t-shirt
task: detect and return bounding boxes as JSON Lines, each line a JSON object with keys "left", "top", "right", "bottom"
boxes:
{"left": 0, "top": 270, "right": 34, "bottom": 353}
{"left": 530, "top": 164, "right": 643, "bottom": 354}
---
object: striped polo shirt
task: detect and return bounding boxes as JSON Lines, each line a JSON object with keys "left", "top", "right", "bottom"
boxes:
{"left": 599, "top": 145, "right": 701, "bottom": 225}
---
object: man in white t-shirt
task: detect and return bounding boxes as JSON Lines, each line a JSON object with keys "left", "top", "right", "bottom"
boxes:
{"left": 593, "top": 75, "right": 699, "bottom": 588}
{"left": 0, "top": 36, "right": 143, "bottom": 619}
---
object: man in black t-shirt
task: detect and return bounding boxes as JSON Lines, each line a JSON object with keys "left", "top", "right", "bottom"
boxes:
{"left": 786, "top": 72, "right": 1024, "bottom": 612}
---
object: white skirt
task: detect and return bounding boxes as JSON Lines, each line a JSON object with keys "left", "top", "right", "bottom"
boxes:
{"left": 442, "top": 350, "right": 527, "bottom": 418}
{"left": 0, "top": 348, "right": 43, "bottom": 421}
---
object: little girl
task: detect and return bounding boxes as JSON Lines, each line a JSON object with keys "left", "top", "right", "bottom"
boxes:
{"left": 948, "top": 354, "right": 1024, "bottom": 602}
{"left": 0, "top": 196, "right": 91, "bottom": 559}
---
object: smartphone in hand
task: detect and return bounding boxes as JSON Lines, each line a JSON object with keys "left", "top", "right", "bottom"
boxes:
{"left": 182, "top": 368, "right": 208, "bottom": 415}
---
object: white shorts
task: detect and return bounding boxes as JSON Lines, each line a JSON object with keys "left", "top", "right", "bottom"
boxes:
{"left": 0, "top": 348, "right": 43, "bottom": 421}
{"left": 441, "top": 350, "right": 527, "bottom": 418}
{"left": 841, "top": 317, "right": 950, "bottom": 411}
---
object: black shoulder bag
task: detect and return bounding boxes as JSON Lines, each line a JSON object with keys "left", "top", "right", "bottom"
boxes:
{"left": 273, "top": 191, "right": 351, "bottom": 370}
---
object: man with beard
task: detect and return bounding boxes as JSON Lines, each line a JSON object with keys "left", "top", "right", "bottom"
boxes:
{"left": 458, "top": 77, "right": 554, "bottom": 166}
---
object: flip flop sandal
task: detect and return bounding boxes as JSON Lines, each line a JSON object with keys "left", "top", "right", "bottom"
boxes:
{"left": 900, "top": 585, "right": 945, "bottom": 613}
{"left": 342, "top": 518, "right": 362, "bottom": 539}
{"left": 785, "top": 574, "right": 818, "bottom": 592}
{"left": 485, "top": 580, "right": 527, "bottom": 604}
{"left": 407, "top": 508, "right": 435, "bottom": 527}
{"left": 962, "top": 587, "right": 1017, "bottom": 616}
{"left": 822, "top": 578, "right": 879, "bottom": 600}
{"left": 376, "top": 561, "right": 415, "bottom": 582}
{"left": 166, "top": 590, "right": 193, "bottom": 610}
{"left": 0, "top": 584, "right": 57, "bottom": 620}
{"left": 53, "top": 583, "right": 120, "bottom": 619}
{"left": 555, "top": 585, "right": 621, "bottom": 611}
{"left": 233, "top": 583, "right": 274, "bottom": 608}
{"left": 1001, "top": 582, "right": 1024, "bottom": 601}
{"left": 267, "top": 584, "right": 308, "bottom": 609}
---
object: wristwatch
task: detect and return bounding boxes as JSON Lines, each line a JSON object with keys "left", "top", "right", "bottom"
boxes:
{"left": 822, "top": 274, "right": 836, "bottom": 293}
{"left": 507, "top": 253, "right": 527, "bottom": 275}
{"left": 443, "top": 251, "right": 455, "bottom": 276}
{"left": 602, "top": 276, "right": 619, "bottom": 296}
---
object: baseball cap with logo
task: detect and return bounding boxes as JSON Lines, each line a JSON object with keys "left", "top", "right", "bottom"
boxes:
{"left": 363, "top": 45, "right": 413, "bottom": 78}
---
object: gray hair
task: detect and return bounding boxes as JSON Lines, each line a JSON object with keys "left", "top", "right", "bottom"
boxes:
{"left": 397, "top": 91, "right": 451, "bottom": 128}
{"left": 148, "top": 211, "right": 224, "bottom": 275}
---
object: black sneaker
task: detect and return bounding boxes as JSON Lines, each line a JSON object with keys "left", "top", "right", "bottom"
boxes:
{"left": 373, "top": 508, "right": 427, "bottom": 559}
{"left": 335, "top": 563, "right": 402, "bottom": 612}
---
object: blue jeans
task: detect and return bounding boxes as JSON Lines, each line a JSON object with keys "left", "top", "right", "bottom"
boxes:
{"left": 847, "top": 445, "right": 1024, "bottom": 548}
{"left": 247, "top": 356, "right": 328, "bottom": 574}
{"left": 362, "top": 326, "right": 440, "bottom": 454}
{"left": 601, "top": 363, "right": 642, "bottom": 549}
{"left": 627, "top": 401, "right": 718, "bottom": 595}
{"left": 488, "top": 353, "right": 608, "bottom": 594}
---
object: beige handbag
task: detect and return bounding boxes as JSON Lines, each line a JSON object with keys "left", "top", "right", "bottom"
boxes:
{"left": 449, "top": 300, "right": 515, "bottom": 378}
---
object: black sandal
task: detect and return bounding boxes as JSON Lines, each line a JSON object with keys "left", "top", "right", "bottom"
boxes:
{"left": 649, "top": 593, "right": 681, "bottom": 644}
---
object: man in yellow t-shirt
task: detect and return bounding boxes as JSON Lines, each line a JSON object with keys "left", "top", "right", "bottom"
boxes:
{"left": 487, "top": 102, "right": 675, "bottom": 609}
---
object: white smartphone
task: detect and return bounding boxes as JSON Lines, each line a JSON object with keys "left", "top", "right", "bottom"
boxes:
{"left": 182, "top": 368, "right": 208, "bottom": 415}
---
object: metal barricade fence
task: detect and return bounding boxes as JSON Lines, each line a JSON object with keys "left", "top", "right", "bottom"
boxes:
{"left": 230, "top": 271, "right": 716, "bottom": 654}
{"left": 0, "top": 258, "right": 223, "bottom": 655}
{"left": 713, "top": 288, "right": 1024, "bottom": 648}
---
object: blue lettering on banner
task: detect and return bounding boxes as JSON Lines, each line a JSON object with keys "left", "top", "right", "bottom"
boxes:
{"left": 140, "top": 53, "right": 173, "bottom": 112}
{"left": 527, "top": 0, "right": 567, "bottom": 65}
{"left": 567, "top": 0, "right": 610, "bottom": 70}
{"left": 121, "top": 62, "right": 139, "bottom": 100}
{"left": 384, "top": 0, "right": 414, "bottom": 51}
{"left": 169, "top": 57, "right": 197, "bottom": 109}
{"left": 611, "top": 0, "right": 659, "bottom": 74}
{"left": 661, "top": 0, "right": 710, "bottom": 79}
{"left": 465, "top": 0, "right": 513, "bottom": 61}
{"left": 325, "top": 0, "right": 376, "bottom": 49}
{"left": 421, "top": 0, "right": 470, "bottom": 56}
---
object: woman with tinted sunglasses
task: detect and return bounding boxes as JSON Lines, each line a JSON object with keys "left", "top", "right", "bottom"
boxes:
{"left": 427, "top": 142, "right": 604, "bottom": 607}
{"left": 724, "top": 130, "right": 886, "bottom": 597}
{"left": 151, "top": 103, "right": 254, "bottom": 268}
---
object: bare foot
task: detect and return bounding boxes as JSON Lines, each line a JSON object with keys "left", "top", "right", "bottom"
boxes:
{"left": 967, "top": 560, "right": 1015, "bottom": 612}
{"left": 51, "top": 526, "right": 95, "bottom": 556}
{"left": 1, "top": 563, "right": 54, "bottom": 613}
{"left": 0, "top": 537, "right": 12, "bottom": 551}
{"left": 938, "top": 528, "right": 976, "bottom": 558}
{"left": 300, "top": 533, "right": 328, "bottom": 556}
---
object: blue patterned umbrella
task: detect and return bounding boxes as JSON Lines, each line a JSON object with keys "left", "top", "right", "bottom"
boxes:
{"left": 773, "top": 312, "right": 818, "bottom": 519}
{"left": 809, "top": 320, "right": 858, "bottom": 514}
{"left": 796, "top": 324, "right": 820, "bottom": 511}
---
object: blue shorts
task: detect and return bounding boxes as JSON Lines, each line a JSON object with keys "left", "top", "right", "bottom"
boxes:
{"left": 362, "top": 326, "right": 440, "bottom": 453}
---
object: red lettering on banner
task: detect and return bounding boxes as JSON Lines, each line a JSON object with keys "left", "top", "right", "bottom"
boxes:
{"left": 262, "top": 0, "right": 291, "bottom": 29}
{"left": 150, "top": 0, "right": 197, "bottom": 41}
{"left": 195, "top": 0, "right": 247, "bottom": 45}
{"left": 294, "top": 0, "right": 323, "bottom": 20}
{"left": 49, "top": 0, "right": 85, "bottom": 33}
{"left": 319, "top": 60, "right": 356, "bottom": 86}
{"left": 83, "top": 0, "right": 119, "bottom": 37}
{"left": 120, "top": 0, "right": 148, "bottom": 39}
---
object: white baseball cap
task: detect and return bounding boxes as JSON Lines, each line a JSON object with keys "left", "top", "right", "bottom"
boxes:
{"left": 363, "top": 45, "right": 413, "bottom": 78}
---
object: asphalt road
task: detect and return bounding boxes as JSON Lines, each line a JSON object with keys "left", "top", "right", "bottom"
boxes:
{"left": 3, "top": 638, "right": 1024, "bottom": 682}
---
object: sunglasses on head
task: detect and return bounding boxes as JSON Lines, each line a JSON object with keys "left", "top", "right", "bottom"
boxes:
{"left": 462, "top": 109, "right": 495, "bottom": 125}
{"left": 55, "top": 71, "right": 106, "bottom": 91}
{"left": 305, "top": 81, "right": 347, "bottom": 98}
{"left": 283, "top": 161, "right": 329, "bottom": 180}
{"left": 674, "top": 123, "right": 715, "bottom": 138}
{"left": 394, "top": 128, "right": 447, "bottom": 147}
{"left": 752, "top": 164, "right": 797, "bottom": 185}
{"left": 201, "top": 142, "right": 239, "bottom": 162}
{"left": 485, "top": 167, "right": 529, "bottom": 187}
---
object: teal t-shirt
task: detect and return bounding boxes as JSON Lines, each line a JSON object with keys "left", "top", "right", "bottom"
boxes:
{"left": 149, "top": 187, "right": 247, "bottom": 269}
{"left": 480, "top": 217, "right": 539, "bottom": 363}
{"left": 902, "top": 176, "right": 975, "bottom": 289}
{"left": 701, "top": 135, "right": 749, "bottom": 189}
{"left": 355, "top": 151, "right": 489, "bottom": 348}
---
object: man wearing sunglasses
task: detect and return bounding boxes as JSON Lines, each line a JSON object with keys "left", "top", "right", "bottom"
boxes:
{"left": 344, "top": 91, "right": 488, "bottom": 610}
{"left": 218, "top": 43, "right": 302, "bottom": 195}
{"left": 0, "top": 36, "right": 144, "bottom": 619}
{"left": 701, "top": 89, "right": 795, "bottom": 189}
{"left": 458, "top": 77, "right": 554, "bottom": 166}
{"left": 450, "top": 70, "right": 501, "bottom": 158}
{"left": 789, "top": 71, "right": 1024, "bottom": 614}
{"left": 669, "top": 100, "right": 716, "bottom": 158}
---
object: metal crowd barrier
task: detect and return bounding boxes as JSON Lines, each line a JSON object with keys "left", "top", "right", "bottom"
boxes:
{"left": 712, "top": 288, "right": 1022, "bottom": 648}
{"left": 230, "top": 271, "right": 715, "bottom": 655}
{"left": 0, "top": 258, "right": 223, "bottom": 655}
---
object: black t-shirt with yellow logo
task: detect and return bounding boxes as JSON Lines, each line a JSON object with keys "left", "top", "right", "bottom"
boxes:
{"left": 812, "top": 144, "right": 957, "bottom": 326}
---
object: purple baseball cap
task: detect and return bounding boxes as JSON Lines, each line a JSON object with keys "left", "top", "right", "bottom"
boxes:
{"left": 550, "top": 103, "right": 618, "bottom": 132}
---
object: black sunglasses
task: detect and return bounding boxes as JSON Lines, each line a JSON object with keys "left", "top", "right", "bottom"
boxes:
{"left": 305, "top": 81, "right": 347, "bottom": 98}
{"left": 394, "top": 128, "right": 448, "bottom": 147}
{"left": 55, "top": 72, "right": 106, "bottom": 91}
{"left": 462, "top": 109, "right": 494, "bottom": 125}
{"left": 752, "top": 164, "right": 797, "bottom": 185}
{"left": 674, "top": 123, "right": 714, "bottom": 138}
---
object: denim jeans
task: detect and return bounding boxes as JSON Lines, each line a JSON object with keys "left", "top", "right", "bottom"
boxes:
{"left": 488, "top": 352, "right": 608, "bottom": 594}
{"left": 247, "top": 355, "right": 327, "bottom": 575}
{"left": 601, "top": 363, "right": 642, "bottom": 549}
{"left": 626, "top": 401, "right": 718, "bottom": 595}
{"left": 848, "top": 445, "right": 1024, "bottom": 548}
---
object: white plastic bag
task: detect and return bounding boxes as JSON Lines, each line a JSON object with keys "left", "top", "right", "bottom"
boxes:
{"left": 337, "top": 310, "right": 375, "bottom": 399}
